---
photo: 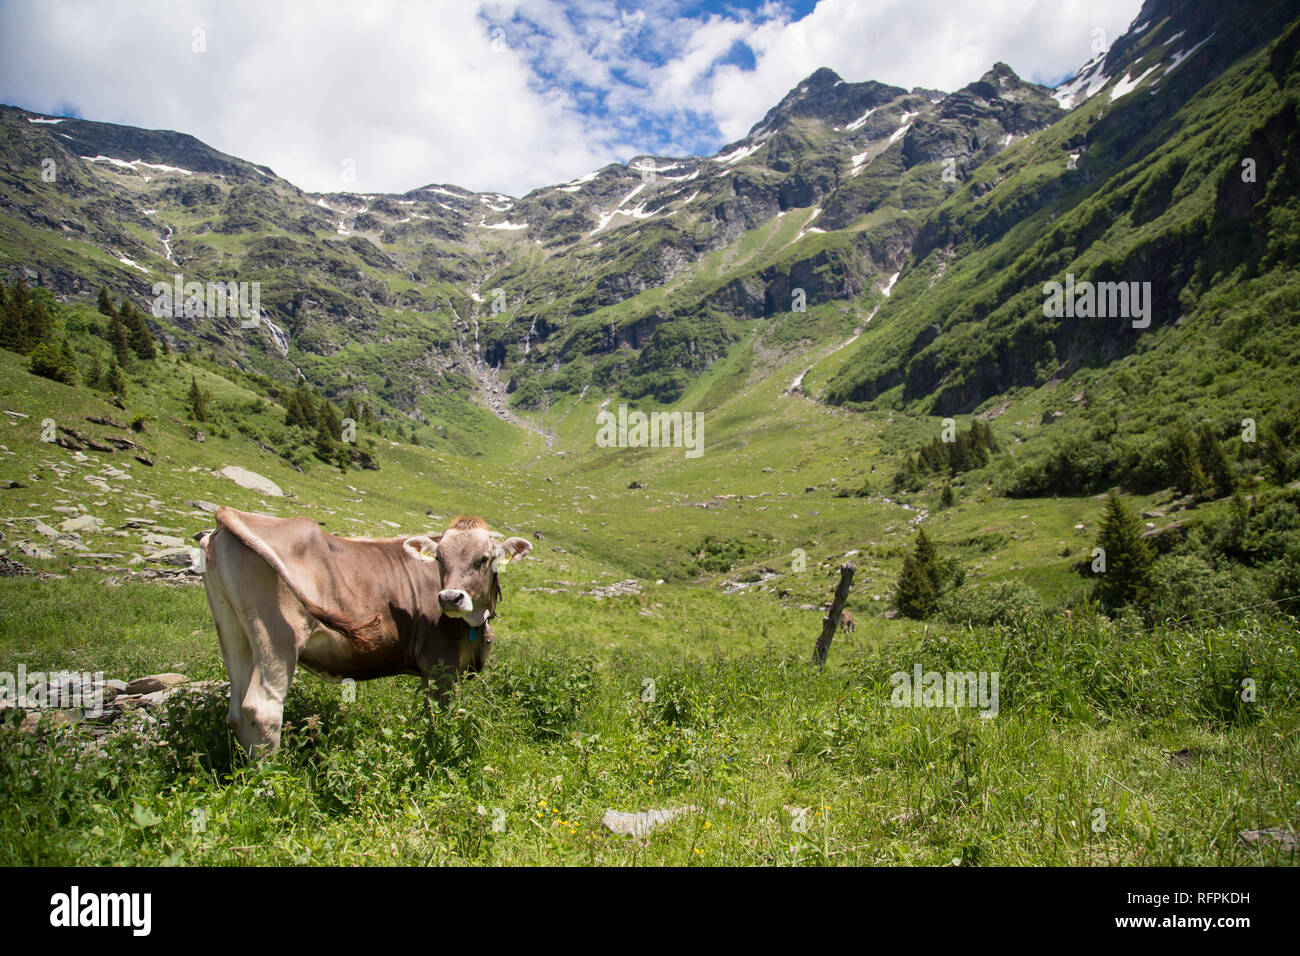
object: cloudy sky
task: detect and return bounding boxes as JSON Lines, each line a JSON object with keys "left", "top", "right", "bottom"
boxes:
{"left": 0, "top": 0, "right": 1144, "bottom": 197}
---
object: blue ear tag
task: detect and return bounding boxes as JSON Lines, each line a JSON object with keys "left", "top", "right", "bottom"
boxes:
{"left": 467, "top": 625, "right": 479, "bottom": 643}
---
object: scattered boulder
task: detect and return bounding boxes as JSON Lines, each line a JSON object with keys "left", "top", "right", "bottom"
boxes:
{"left": 187, "top": 500, "right": 220, "bottom": 514}
{"left": 219, "top": 466, "right": 283, "bottom": 497}
{"left": 16, "top": 541, "right": 54, "bottom": 561}
{"left": 29, "top": 519, "right": 59, "bottom": 540}
{"left": 142, "top": 532, "right": 186, "bottom": 549}
{"left": 123, "top": 673, "right": 189, "bottom": 695}
{"left": 584, "top": 580, "right": 642, "bottom": 598}
{"left": 601, "top": 806, "right": 700, "bottom": 838}
{"left": 59, "top": 514, "right": 103, "bottom": 534}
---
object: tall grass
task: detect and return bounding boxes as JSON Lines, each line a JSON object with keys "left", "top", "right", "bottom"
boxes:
{"left": 3, "top": 611, "right": 1296, "bottom": 866}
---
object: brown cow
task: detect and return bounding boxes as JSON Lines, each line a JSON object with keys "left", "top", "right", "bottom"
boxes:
{"left": 839, "top": 609, "right": 855, "bottom": 633}
{"left": 201, "top": 508, "right": 532, "bottom": 756}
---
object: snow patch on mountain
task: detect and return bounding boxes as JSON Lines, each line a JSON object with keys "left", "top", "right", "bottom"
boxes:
{"left": 715, "top": 141, "right": 761, "bottom": 165}
{"left": 82, "top": 156, "right": 194, "bottom": 175}
{"left": 27, "top": 116, "right": 63, "bottom": 124}
{"left": 1053, "top": 54, "right": 1111, "bottom": 109}
{"left": 1110, "top": 63, "right": 1161, "bottom": 101}
{"left": 1164, "top": 34, "right": 1215, "bottom": 75}
{"left": 842, "top": 107, "right": 877, "bottom": 131}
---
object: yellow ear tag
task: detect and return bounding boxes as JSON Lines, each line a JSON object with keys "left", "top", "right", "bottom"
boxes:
{"left": 419, "top": 543, "right": 437, "bottom": 562}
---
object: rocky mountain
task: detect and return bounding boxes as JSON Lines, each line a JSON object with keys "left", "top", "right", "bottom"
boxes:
{"left": 1, "top": 0, "right": 1297, "bottom": 434}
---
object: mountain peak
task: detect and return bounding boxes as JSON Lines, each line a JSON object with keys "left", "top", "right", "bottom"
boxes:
{"left": 803, "top": 67, "right": 844, "bottom": 88}
{"left": 747, "top": 69, "right": 906, "bottom": 137}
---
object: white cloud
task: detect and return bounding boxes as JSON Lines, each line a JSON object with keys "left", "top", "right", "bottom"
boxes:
{"left": 0, "top": 0, "right": 1144, "bottom": 196}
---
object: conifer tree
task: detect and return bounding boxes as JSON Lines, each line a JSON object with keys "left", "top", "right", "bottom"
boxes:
{"left": 1197, "top": 423, "right": 1235, "bottom": 496}
{"left": 106, "top": 362, "right": 128, "bottom": 398}
{"left": 894, "top": 553, "right": 937, "bottom": 619}
{"left": 122, "top": 301, "right": 157, "bottom": 361}
{"left": 1092, "top": 489, "right": 1154, "bottom": 609}
{"left": 187, "top": 375, "right": 209, "bottom": 422}
{"left": 1168, "top": 426, "right": 1208, "bottom": 496}
{"left": 97, "top": 286, "right": 116, "bottom": 318}
{"left": 107, "top": 312, "right": 132, "bottom": 369}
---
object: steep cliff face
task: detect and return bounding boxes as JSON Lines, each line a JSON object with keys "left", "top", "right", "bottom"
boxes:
{"left": 826, "top": 0, "right": 1300, "bottom": 416}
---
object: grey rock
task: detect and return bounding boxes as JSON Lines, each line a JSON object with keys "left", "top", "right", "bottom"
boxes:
{"left": 16, "top": 541, "right": 54, "bottom": 561}
{"left": 219, "top": 466, "right": 283, "bottom": 497}
{"left": 124, "top": 673, "right": 189, "bottom": 695}
{"left": 59, "top": 514, "right": 103, "bottom": 533}
{"left": 601, "top": 806, "right": 700, "bottom": 838}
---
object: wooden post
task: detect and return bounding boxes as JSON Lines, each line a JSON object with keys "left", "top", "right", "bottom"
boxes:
{"left": 814, "top": 563, "right": 855, "bottom": 669}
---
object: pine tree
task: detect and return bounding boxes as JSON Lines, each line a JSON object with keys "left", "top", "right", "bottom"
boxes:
{"left": 0, "top": 281, "right": 22, "bottom": 353}
{"left": 107, "top": 312, "right": 132, "bottom": 369}
{"left": 1168, "top": 426, "right": 1208, "bottom": 496}
{"left": 1197, "top": 423, "right": 1235, "bottom": 496}
{"left": 106, "top": 362, "right": 128, "bottom": 398}
{"left": 894, "top": 554, "right": 937, "bottom": 619}
{"left": 96, "top": 286, "right": 116, "bottom": 319}
{"left": 187, "top": 376, "right": 209, "bottom": 422}
{"left": 1092, "top": 489, "right": 1154, "bottom": 609}
{"left": 317, "top": 397, "right": 342, "bottom": 440}
{"left": 122, "top": 302, "right": 156, "bottom": 361}
{"left": 940, "top": 481, "right": 955, "bottom": 508}
{"left": 85, "top": 352, "right": 104, "bottom": 390}
{"left": 21, "top": 287, "right": 55, "bottom": 352}
{"left": 284, "top": 390, "right": 308, "bottom": 429}
{"left": 914, "top": 527, "right": 939, "bottom": 581}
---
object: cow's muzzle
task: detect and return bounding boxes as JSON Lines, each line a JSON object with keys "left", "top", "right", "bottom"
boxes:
{"left": 438, "top": 589, "right": 473, "bottom": 615}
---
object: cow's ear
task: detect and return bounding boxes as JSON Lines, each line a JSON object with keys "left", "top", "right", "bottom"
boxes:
{"left": 493, "top": 536, "right": 532, "bottom": 569}
{"left": 403, "top": 535, "right": 439, "bottom": 563}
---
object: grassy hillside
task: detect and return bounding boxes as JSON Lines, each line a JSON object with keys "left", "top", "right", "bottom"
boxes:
{"left": 1, "top": 285, "right": 1297, "bottom": 865}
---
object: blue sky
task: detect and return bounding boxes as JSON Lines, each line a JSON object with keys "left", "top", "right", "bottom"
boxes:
{"left": 0, "top": 0, "right": 1144, "bottom": 195}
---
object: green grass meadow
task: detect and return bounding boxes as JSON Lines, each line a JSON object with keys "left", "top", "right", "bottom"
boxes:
{"left": 1, "top": 334, "right": 1297, "bottom": 866}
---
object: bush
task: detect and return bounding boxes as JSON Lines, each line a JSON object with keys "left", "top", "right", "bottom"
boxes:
{"left": 937, "top": 580, "right": 1045, "bottom": 628}
{"left": 28, "top": 341, "right": 78, "bottom": 385}
{"left": 1146, "top": 554, "right": 1251, "bottom": 622}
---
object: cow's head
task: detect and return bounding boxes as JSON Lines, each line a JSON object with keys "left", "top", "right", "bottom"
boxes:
{"left": 403, "top": 515, "right": 532, "bottom": 627}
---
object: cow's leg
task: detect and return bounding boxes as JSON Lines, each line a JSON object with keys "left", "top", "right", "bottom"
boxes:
{"left": 240, "top": 615, "right": 299, "bottom": 758}
{"left": 203, "top": 537, "right": 257, "bottom": 749}
{"left": 213, "top": 532, "right": 304, "bottom": 758}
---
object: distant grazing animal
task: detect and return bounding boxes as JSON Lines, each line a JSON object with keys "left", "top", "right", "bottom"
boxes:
{"left": 839, "top": 609, "right": 855, "bottom": 633}
{"left": 200, "top": 508, "right": 532, "bottom": 757}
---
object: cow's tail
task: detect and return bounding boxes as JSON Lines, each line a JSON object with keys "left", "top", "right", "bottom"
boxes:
{"left": 213, "top": 508, "right": 381, "bottom": 649}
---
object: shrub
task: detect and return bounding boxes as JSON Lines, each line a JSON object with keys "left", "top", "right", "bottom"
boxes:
{"left": 937, "top": 580, "right": 1044, "bottom": 628}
